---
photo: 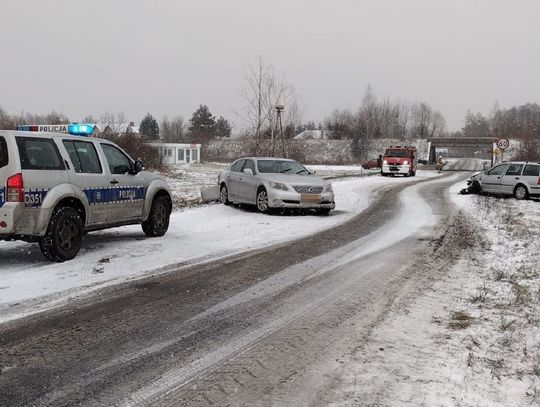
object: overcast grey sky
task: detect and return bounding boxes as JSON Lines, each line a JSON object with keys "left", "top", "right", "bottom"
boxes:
{"left": 2, "top": 0, "right": 539, "bottom": 131}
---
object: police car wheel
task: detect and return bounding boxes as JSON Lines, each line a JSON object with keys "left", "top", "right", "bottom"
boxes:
{"left": 39, "top": 206, "right": 83, "bottom": 262}
{"left": 142, "top": 196, "right": 171, "bottom": 237}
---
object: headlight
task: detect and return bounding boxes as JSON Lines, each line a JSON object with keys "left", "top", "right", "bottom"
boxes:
{"left": 323, "top": 183, "right": 333, "bottom": 193}
{"left": 383, "top": 160, "right": 388, "bottom": 165}
{"left": 269, "top": 181, "right": 289, "bottom": 191}
{"left": 403, "top": 160, "right": 409, "bottom": 165}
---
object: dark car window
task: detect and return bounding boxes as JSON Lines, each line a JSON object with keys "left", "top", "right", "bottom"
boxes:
{"left": 504, "top": 164, "right": 523, "bottom": 176}
{"left": 63, "top": 140, "right": 102, "bottom": 174}
{"left": 243, "top": 159, "right": 256, "bottom": 173}
{"left": 487, "top": 164, "right": 507, "bottom": 176}
{"left": 384, "top": 149, "right": 409, "bottom": 157}
{"left": 16, "top": 137, "right": 65, "bottom": 170}
{"left": 0, "top": 136, "right": 8, "bottom": 168}
{"left": 523, "top": 165, "right": 540, "bottom": 177}
{"left": 231, "top": 159, "right": 246, "bottom": 172}
{"left": 257, "top": 159, "right": 308, "bottom": 174}
{"left": 101, "top": 143, "right": 132, "bottom": 174}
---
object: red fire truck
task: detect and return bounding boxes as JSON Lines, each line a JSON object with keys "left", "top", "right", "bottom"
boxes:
{"left": 381, "top": 146, "right": 417, "bottom": 177}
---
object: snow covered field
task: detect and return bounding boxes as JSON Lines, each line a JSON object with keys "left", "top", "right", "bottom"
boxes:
{"left": 333, "top": 180, "right": 540, "bottom": 406}
{"left": 0, "top": 170, "right": 438, "bottom": 323}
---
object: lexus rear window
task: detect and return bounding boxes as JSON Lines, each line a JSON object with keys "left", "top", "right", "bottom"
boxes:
{"left": 16, "top": 137, "right": 65, "bottom": 170}
{"left": 0, "top": 136, "right": 8, "bottom": 168}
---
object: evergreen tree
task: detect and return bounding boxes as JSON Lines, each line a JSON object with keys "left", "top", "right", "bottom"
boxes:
{"left": 215, "top": 116, "right": 232, "bottom": 138}
{"left": 140, "top": 113, "right": 159, "bottom": 140}
{"left": 189, "top": 105, "right": 216, "bottom": 142}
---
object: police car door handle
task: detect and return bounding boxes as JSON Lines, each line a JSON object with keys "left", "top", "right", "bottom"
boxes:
{"left": 110, "top": 179, "right": 119, "bottom": 185}
{"left": 515, "top": 177, "right": 520, "bottom": 180}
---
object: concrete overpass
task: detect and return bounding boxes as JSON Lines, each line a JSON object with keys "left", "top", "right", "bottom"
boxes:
{"left": 426, "top": 137, "right": 497, "bottom": 164}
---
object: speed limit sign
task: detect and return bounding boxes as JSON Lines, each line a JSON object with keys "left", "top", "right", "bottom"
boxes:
{"left": 497, "top": 138, "right": 510, "bottom": 150}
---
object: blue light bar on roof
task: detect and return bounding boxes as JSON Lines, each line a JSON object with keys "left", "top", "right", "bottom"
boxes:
{"left": 67, "top": 124, "right": 94, "bottom": 136}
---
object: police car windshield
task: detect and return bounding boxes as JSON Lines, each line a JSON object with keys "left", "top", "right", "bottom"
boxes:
{"left": 257, "top": 160, "right": 308, "bottom": 174}
{"left": 385, "top": 149, "right": 409, "bottom": 157}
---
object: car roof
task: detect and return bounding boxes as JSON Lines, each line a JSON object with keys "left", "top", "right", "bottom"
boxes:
{"left": 236, "top": 157, "right": 296, "bottom": 161}
{"left": 502, "top": 161, "right": 540, "bottom": 165}
{"left": 0, "top": 130, "right": 110, "bottom": 143}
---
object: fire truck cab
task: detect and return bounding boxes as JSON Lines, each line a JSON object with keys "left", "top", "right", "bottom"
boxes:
{"left": 381, "top": 146, "right": 417, "bottom": 177}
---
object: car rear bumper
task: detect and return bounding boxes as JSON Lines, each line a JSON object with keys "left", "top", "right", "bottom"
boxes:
{"left": 0, "top": 204, "right": 48, "bottom": 237}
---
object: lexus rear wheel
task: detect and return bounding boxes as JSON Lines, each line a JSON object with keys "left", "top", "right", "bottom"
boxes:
{"left": 220, "top": 184, "right": 231, "bottom": 205}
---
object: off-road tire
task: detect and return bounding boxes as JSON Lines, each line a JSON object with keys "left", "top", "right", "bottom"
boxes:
{"left": 220, "top": 184, "right": 231, "bottom": 205}
{"left": 39, "top": 206, "right": 83, "bottom": 262}
{"left": 514, "top": 184, "right": 529, "bottom": 200}
{"left": 142, "top": 196, "right": 171, "bottom": 237}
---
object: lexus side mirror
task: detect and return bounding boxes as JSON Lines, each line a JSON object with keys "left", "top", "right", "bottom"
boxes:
{"left": 243, "top": 168, "right": 253, "bottom": 176}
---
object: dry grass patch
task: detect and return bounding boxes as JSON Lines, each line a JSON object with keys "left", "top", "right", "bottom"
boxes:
{"left": 448, "top": 311, "right": 475, "bottom": 330}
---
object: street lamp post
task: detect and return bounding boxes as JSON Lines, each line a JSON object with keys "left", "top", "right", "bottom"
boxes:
{"left": 275, "top": 104, "right": 284, "bottom": 156}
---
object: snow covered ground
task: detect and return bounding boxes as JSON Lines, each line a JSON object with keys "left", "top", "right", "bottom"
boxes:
{"left": 332, "top": 180, "right": 540, "bottom": 406}
{"left": 0, "top": 170, "right": 439, "bottom": 323}
{"left": 159, "top": 163, "right": 377, "bottom": 208}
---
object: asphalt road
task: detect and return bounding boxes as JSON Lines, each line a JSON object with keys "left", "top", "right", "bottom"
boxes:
{"left": 0, "top": 173, "right": 471, "bottom": 407}
{"left": 444, "top": 157, "right": 486, "bottom": 171}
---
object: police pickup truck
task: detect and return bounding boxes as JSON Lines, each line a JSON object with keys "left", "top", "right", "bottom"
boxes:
{"left": 0, "top": 129, "right": 172, "bottom": 262}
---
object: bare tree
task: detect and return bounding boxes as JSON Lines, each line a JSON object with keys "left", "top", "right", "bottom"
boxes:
{"left": 239, "top": 56, "right": 301, "bottom": 156}
{"left": 161, "top": 115, "right": 185, "bottom": 143}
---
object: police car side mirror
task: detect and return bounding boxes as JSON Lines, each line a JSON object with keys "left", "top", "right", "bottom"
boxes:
{"left": 133, "top": 160, "right": 145, "bottom": 174}
{"left": 243, "top": 168, "right": 253, "bottom": 176}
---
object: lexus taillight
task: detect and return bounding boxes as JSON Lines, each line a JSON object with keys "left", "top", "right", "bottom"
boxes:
{"left": 7, "top": 173, "right": 24, "bottom": 202}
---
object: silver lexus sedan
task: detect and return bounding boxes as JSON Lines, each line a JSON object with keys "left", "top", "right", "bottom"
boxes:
{"left": 218, "top": 157, "right": 335, "bottom": 214}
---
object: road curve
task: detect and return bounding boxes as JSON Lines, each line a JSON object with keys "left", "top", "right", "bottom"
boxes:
{"left": 0, "top": 173, "right": 467, "bottom": 407}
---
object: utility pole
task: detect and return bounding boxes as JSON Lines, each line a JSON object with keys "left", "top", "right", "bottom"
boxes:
{"left": 275, "top": 104, "right": 284, "bottom": 157}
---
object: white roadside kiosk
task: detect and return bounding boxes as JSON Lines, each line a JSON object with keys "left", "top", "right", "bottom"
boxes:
{"left": 153, "top": 143, "right": 202, "bottom": 165}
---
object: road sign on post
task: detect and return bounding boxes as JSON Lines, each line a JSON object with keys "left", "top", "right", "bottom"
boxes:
{"left": 496, "top": 138, "right": 509, "bottom": 162}
{"left": 497, "top": 138, "right": 510, "bottom": 150}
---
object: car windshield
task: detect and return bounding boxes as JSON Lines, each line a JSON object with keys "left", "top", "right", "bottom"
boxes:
{"left": 257, "top": 159, "right": 309, "bottom": 174}
{"left": 384, "top": 149, "right": 409, "bottom": 157}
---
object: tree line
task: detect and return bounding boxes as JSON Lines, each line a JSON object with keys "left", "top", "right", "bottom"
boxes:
{"left": 0, "top": 105, "right": 233, "bottom": 144}
{"left": 459, "top": 103, "right": 540, "bottom": 159}
{"left": 2, "top": 55, "right": 538, "bottom": 161}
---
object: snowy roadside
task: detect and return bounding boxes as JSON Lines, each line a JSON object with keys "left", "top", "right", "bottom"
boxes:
{"left": 159, "top": 163, "right": 374, "bottom": 208}
{"left": 329, "top": 181, "right": 540, "bottom": 406}
{"left": 0, "top": 171, "right": 439, "bottom": 323}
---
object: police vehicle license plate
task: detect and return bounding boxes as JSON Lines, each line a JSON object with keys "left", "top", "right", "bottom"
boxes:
{"left": 301, "top": 193, "right": 321, "bottom": 203}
